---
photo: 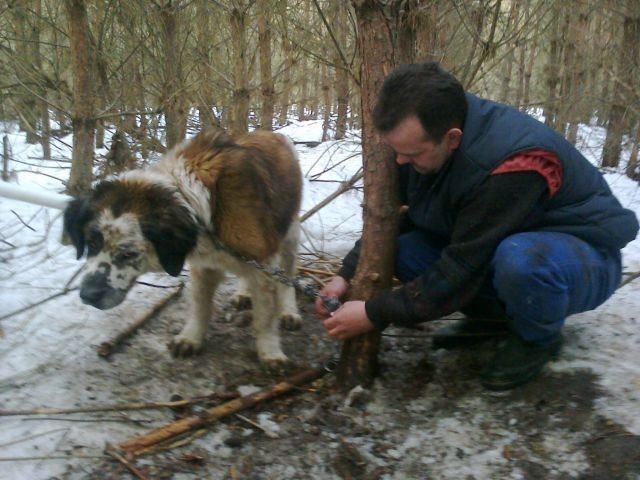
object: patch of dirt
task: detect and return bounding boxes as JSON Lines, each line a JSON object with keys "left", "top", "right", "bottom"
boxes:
{"left": 51, "top": 287, "right": 640, "bottom": 479}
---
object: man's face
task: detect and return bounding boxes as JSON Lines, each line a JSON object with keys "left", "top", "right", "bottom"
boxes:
{"left": 382, "top": 116, "right": 461, "bottom": 175}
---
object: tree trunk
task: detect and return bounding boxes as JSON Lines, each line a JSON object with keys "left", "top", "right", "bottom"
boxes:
{"left": 277, "top": 0, "right": 292, "bottom": 126}
{"left": 159, "top": 2, "right": 186, "bottom": 149}
{"left": 64, "top": 0, "right": 95, "bottom": 195}
{"left": 33, "top": 0, "right": 51, "bottom": 159}
{"left": 321, "top": 63, "right": 332, "bottom": 142}
{"left": 334, "top": 2, "right": 349, "bottom": 140}
{"left": 257, "top": 0, "right": 274, "bottom": 130}
{"left": 626, "top": 122, "right": 640, "bottom": 180}
{"left": 602, "top": 0, "right": 639, "bottom": 168}
{"left": 336, "top": 0, "right": 402, "bottom": 391}
{"left": 544, "top": 1, "right": 562, "bottom": 130}
{"left": 230, "top": 4, "right": 250, "bottom": 135}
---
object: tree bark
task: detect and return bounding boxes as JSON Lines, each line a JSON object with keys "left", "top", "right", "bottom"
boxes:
{"left": 257, "top": 0, "right": 274, "bottom": 130}
{"left": 544, "top": 1, "right": 562, "bottom": 131}
{"left": 321, "top": 62, "right": 332, "bottom": 142}
{"left": 334, "top": 1, "right": 350, "bottom": 140}
{"left": 336, "top": 0, "right": 401, "bottom": 391}
{"left": 64, "top": 0, "right": 95, "bottom": 195}
{"left": 602, "top": 0, "right": 639, "bottom": 168}
{"left": 230, "top": 3, "right": 250, "bottom": 135}
{"left": 159, "top": 2, "right": 186, "bottom": 149}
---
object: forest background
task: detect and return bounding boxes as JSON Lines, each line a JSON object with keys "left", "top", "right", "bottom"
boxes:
{"left": 1, "top": 0, "right": 639, "bottom": 191}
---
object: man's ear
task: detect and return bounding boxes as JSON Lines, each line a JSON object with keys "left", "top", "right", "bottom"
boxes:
{"left": 140, "top": 212, "right": 199, "bottom": 277}
{"left": 446, "top": 128, "right": 463, "bottom": 151}
{"left": 63, "top": 197, "right": 91, "bottom": 259}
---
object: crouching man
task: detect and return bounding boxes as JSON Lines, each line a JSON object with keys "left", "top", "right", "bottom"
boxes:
{"left": 315, "top": 62, "right": 639, "bottom": 390}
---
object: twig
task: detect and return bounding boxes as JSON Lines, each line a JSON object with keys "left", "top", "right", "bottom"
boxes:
{"left": 21, "top": 416, "right": 154, "bottom": 424}
{"left": 118, "top": 365, "right": 329, "bottom": 457}
{"left": 300, "top": 169, "right": 363, "bottom": 223}
{"left": 619, "top": 271, "right": 640, "bottom": 288}
{"left": 0, "top": 455, "right": 107, "bottom": 462}
{"left": 298, "top": 266, "right": 336, "bottom": 277}
{"left": 105, "top": 444, "right": 150, "bottom": 480}
{"left": 0, "top": 391, "right": 239, "bottom": 417}
{"left": 0, "top": 265, "right": 84, "bottom": 322}
{"left": 0, "top": 428, "right": 69, "bottom": 449}
{"left": 10, "top": 209, "right": 36, "bottom": 231}
{"left": 97, "top": 283, "right": 184, "bottom": 357}
{"left": 0, "top": 287, "right": 78, "bottom": 322}
{"left": 235, "top": 413, "right": 279, "bottom": 438}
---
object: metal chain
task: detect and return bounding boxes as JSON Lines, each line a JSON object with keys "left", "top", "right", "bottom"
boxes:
{"left": 207, "top": 233, "right": 342, "bottom": 313}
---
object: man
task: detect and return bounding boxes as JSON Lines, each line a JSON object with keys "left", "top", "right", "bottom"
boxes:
{"left": 315, "top": 62, "right": 639, "bottom": 390}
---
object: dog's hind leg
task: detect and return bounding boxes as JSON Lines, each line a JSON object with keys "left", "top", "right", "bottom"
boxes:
{"left": 170, "top": 267, "right": 224, "bottom": 357}
{"left": 278, "top": 220, "right": 302, "bottom": 331}
{"left": 230, "top": 277, "right": 252, "bottom": 311}
{"left": 248, "top": 271, "right": 289, "bottom": 369}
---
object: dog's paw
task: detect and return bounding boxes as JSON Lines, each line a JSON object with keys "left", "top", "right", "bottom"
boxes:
{"left": 280, "top": 313, "right": 302, "bottom": 331}
{"left": 230, "top": 294, "right": 252, "bottom": 311}
{"left": 168, "top": 335, "right": 203, "bottom": 358}
{"left": 262, "top": 357, "right": 295, "bottom": 376}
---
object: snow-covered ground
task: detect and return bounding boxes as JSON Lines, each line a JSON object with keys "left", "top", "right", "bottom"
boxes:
{"left": 0, "top": 118, "right": 638, "bottom": 479}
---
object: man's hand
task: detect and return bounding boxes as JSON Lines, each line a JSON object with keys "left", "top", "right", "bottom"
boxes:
{"left": 322, "top": 301, "right": 375, "bottom": 340}
{"left": 315, "top": 276, "right": 349, "bottom": 317}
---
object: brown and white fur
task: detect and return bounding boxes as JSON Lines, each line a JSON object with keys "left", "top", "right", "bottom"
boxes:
{"left": 63, "top": 130, "right": 303, "bottom": 368}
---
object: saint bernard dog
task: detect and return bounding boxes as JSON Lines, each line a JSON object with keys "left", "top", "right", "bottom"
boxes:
{"left": 63, "top": 129, "right": 303, "bottom": 369}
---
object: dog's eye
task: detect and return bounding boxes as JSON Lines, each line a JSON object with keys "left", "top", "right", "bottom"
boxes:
{"left": 114, "top": 250, "right": 139, "bottom": 264}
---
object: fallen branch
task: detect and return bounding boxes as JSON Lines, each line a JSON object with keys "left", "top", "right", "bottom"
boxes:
{"left": 106, "top": 444, "right": 150, "bottom": 480}
{"left": 97, "top": 283, "right": 184, "bottom": 357}
{"left": 119, "top": 365, "right": 329, "bottom": 457}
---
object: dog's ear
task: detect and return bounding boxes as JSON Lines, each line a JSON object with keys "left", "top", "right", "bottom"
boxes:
{"left": 63, "top": 197, "right": 92, "bottom": 259}
{"left": 140, "top": 211, "right": 199, "bottom": 277}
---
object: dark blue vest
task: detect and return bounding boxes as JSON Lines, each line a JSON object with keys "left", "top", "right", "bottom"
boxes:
{"left": 401, "top": 93, "right": 639, "bottom": 250}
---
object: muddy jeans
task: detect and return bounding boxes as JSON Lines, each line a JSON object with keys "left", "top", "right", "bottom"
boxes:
{"left": 395, "top": 231, "right": 622, "bottom": 345}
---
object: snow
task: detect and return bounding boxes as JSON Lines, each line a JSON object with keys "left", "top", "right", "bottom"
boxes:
{"left": 0, "top": 119, "right": 639, "bottom": 479}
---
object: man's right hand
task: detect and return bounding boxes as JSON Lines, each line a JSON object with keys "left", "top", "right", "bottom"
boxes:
{"left": 315, "top": 276, "right": 349, "bottom": 317}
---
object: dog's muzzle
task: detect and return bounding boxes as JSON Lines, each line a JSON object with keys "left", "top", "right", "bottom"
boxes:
{"left": 80, "top": 270, "right": 127, "bottom": 310}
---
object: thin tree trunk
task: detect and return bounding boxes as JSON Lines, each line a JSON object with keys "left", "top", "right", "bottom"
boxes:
{"left": 544, "top": 1, "right": 562, "bottom": 130}
{"left": 603, "top": 0, "right": 639, "bottom": 168}
{"left": 230, "top": 4, "right": 250, "bottom": 135}
{"left": 257, "top": 0, "right": 274, "bottom": 130}
{"left": 277, "top": 0, "right": 292, "bottom": 126}
{"left": 32, "top": 0, "right": 51, "bottom": 159}
{"left": 64, "top": 0, "right": 95, "bottom": 195}
{"left": 321, "top": 63, "right": 331, "bottom": 142}
{"left": 337, "top": 0, "right": 401, "bottom": 391}
{"left": 626, "top": 122, "right": 640, "bottom": 180}
{"left": 334, "top": 2, "right": 349, "bottom": 140}
{"left": 160, "top": 2, "right": 186, "bottom": 148}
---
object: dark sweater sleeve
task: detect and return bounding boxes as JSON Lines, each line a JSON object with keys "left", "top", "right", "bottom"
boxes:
{"left": 365, "top": 171, "right": 549, "bottom": 330}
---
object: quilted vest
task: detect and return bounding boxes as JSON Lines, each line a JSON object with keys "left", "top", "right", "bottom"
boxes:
{"left": 401, "top": 93, "right": 639, "bottom": 250}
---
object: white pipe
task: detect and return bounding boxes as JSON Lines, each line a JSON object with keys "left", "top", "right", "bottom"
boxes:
{"left": 0, "top": 181, "right": 72, "bottom": 210}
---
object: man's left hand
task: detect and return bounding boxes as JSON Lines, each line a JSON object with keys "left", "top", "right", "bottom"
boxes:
{"left": 322, "top": 301, "right": 375, "bottom": 340}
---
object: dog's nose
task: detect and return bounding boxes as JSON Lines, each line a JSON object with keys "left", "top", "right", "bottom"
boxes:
{"left": 80, "top": 284, "right": 104, "bottom": 305}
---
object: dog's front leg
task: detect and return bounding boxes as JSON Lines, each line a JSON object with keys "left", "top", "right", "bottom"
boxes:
{"left": 170, "top": 267, "right": 224, "bottom": 357}
{"left": 249, "top": 274, "right": 289, "bottom": 369}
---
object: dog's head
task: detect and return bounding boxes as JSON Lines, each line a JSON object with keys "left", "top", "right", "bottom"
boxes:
{"left": 64, "top": 178, "right": 198, "bottom": 310}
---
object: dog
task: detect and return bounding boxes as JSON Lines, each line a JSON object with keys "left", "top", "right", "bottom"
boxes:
{"left": 63, "top": 129, "right": 303, "bottom": 369}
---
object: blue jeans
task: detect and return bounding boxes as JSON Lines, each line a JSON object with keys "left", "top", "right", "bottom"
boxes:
{"left": 395, "top": 231, "right": 622, "bottom": 345}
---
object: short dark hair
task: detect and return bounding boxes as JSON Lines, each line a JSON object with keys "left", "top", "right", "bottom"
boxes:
{"left": 373, "top": 62, "right": 467, "bottom": 142}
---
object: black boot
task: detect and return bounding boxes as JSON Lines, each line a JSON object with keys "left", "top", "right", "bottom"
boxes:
{"left": 431, "top": 318, "right": 510, "bottom": 350}
{"left": 480, "top": 334, "right": 563, "bottom": 391}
